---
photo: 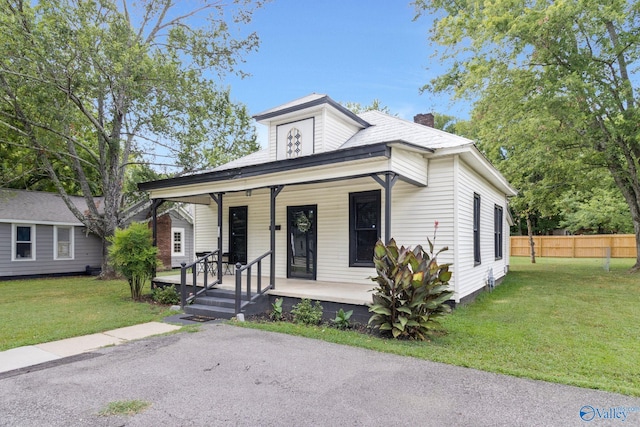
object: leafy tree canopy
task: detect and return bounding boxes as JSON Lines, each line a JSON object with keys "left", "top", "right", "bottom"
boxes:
{"left": 0, "top": 0, "right": 263, "bottom": 273}
{"left": 415, "top": 0, "right": 640, "bottom": 270}
{"left": 342, "top": 99, "right": 394, "bottom": 115}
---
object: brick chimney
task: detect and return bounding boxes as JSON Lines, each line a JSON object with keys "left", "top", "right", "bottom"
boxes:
{"left": 414, "top": 113, "right": 435, "bottom": 128}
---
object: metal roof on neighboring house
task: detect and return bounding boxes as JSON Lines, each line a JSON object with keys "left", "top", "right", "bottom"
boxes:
{"left": 0, "top": 189, "right": 103, "bottom": 225}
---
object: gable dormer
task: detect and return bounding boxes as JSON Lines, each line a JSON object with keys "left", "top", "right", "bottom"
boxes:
{"left": 253, "top": 94, "right": 370, "bottom": 162}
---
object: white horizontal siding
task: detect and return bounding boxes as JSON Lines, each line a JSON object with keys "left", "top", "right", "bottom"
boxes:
{"left": 390, "top": 148, "right": 428, "bottom": 186}
{"left": 190, "top": 155, "right": 511, "bottom": 300}
{"left": 454, "top": 158, "right": 510, "bottom": 301}
{"left": 192, "top": 169, "right": 459, "bottom": 290}
{"left": 194, "top": 203, "right": 217, "bottom": 253}
{"left": 193, "top": 179, "right": 381, "bottom": 285}
{"left": 313, "top": 113, "right": 323, "bottom": 154}
{"left": 322, "top": 109, "right": 361, "bottom": 152}
{"left": 268, "top": 123, "right": 277, "bottom": 162}
{"left": 390, "top": 158, "right": 457, "bottom": 294}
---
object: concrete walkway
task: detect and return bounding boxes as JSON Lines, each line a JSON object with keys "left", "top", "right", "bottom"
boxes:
{"left": 1, "top": 323, "right": 640, "bottom": 426}
{"left": 0, "top": 322, "right": 181, "bottom": 374}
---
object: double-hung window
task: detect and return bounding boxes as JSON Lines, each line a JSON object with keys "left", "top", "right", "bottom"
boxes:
{"left": 349, "top": 190, "right": 381, "bottom": 267}
{"left": 54, "top": 226, "right": 74, "bottom": 260}
{"left": 494, "top": 205, "right": 503, "bottom": 259}
{"left": 13, "top": 224, "right": 35, "bottom": 261}
{"left": 473, "top": 193, "right": 481, "bottom": 265}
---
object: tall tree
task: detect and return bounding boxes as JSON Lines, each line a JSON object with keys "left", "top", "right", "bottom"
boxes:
{"left": 342, "top": 99, "right": 393, "bottom": 115}
{"left": 415, "top": 0, "right": 640, "bottom": 271}
{"left": 457, "top": 72, "right": 582, "bottom": 262}
{"left": 0, "top": 0, "right": 262, "bottom": 275}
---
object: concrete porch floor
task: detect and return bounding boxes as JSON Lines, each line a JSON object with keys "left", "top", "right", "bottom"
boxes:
{"left": 154, "top": 273, "right": 373, "bottom": 306}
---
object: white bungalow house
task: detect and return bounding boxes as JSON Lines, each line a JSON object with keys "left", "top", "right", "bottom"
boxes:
{"left": 140, "top": 94, "right": 516, "bottom": 319}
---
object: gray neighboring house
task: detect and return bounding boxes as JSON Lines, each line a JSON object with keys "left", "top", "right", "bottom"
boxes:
{"left": 0, "top": 189, "right": 103, "bottom": 279}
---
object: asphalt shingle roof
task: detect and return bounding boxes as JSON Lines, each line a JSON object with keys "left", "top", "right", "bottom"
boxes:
{"left": 341, "top": 110, "right": 473, "bottom": 151}
{"left": 0, "top": 189, "right": 101, "bottom": 225}
{"left": 212, "top": 110, "right": 473, "bottom": 173}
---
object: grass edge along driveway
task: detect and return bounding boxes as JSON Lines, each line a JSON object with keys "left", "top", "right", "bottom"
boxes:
{"left": 239, "top": 257, "right": 640, "bottom": 397}
{"left": 0, "top": 276, "right": 174, "bottom": 351}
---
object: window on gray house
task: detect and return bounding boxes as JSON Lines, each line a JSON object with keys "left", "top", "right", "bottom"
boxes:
{"left": 54, "top": 226, "right": 73, "bottom": 259}
{"left": 14, "top": 224, "right": 35, "bottom": 260}
{"left": 172, "top": 227, "right": 184, "bottom": 257}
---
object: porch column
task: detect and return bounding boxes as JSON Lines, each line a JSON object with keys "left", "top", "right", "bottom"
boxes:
{"left": 371, "top": 173, "right": 398, "bottom": 244}
{"left": 209, "top": 193, "right": 224, "bottom": 283}
{"left": 270, "top": 185, "right": 284, "bottom": 288}
{"left": 151, "top": 198, "right": 165, "bottom": 278}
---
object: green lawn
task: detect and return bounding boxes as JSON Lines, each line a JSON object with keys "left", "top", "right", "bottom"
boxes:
{"left": 238, "top": 257, "right": 640, "bottom": 396}
{"left": 0, "top": 276, "right": 174, "bottom": 351}
{"left": 3, "top": 259, "right": 639, "bottom": 396}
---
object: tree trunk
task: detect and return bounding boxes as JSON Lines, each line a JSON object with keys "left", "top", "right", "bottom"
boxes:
{"left": 526, "top": 215, "right": 536, "bottom": 264}
{"left": 606, "top": 159, "right": 640, "bottom": 272}
{"left": 99, "top": 237, "right": 117, "bottom": 279}
{"left": 632, "top": 219, "right": 640, "bottom": 273}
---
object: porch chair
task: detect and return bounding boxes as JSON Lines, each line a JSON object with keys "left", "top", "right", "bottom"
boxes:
{"left": 195, "top": 251, "right": 216, "bottom": 275}
{"left": 222, "top": 252, "right": 234, "bottom": 275}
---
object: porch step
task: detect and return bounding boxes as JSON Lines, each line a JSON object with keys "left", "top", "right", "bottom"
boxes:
{"left": 195, "top": 295, "right": 236, "bottom": 309}
{"left": 185, "top": 303, "right": 237, "bottom": 320}
{"left": 205, "top": 288, "right": 242, "bottom": 298}
{"left": 184, "top": 288, "right": 251, "bottom": 320}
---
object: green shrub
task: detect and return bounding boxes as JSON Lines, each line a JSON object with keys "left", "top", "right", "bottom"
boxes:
{"left": 152, "top": 285, "right": 180, "bottom": 305}
{"left": 368, "top": 238, "right": 454, "bottom": 340}
{"left": 291, "top": 298, "right": 323, "bottom": 325}
{"left": 270, "top": 298, "right": 283, "bottom": 321}
{"left": 108, "top": 223, "right": 159, "bottom": 301}
{"left": 332, "top": 308, "right": 353, "bottom": 329}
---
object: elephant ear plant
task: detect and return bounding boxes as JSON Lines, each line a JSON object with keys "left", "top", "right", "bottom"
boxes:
{"left": 368, "top": 237, "right": 454, "bottom": 340}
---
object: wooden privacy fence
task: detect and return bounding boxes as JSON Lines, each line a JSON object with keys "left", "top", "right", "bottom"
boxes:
{"left": 511, "top": 235, "right": 637, "bottom": 258}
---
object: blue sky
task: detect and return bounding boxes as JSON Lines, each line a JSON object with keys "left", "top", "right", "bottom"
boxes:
{"left": 222, "top": 0, "right": 471, "bottom": 146}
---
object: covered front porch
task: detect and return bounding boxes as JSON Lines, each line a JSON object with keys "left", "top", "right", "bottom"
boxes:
{"left": 144, "top": 170, "right": 405, "bottom": 319}
{"left": 140, "top": 141, "right": 424, "bottom": 319}
{"left": 153, "top": 271, "right": 374, "bottom": 323}
{"left": 154, "top": 272, "right": 373, "bottom": 306}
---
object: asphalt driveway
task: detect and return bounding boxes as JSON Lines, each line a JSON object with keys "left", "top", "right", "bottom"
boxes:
{"left": 1, "top": 323, "right": 639, "bottom": 426}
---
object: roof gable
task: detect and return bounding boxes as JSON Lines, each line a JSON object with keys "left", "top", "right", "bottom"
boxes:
{"left": 253, "top": 93, "right": 369, "bottom": 128}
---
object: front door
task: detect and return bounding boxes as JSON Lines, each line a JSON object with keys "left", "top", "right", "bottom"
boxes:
{"left": 229, "top": 206, "right": 247, "bottom": 264}
{"left": 287, "top": 205, "right": 317, "bottom": 279}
